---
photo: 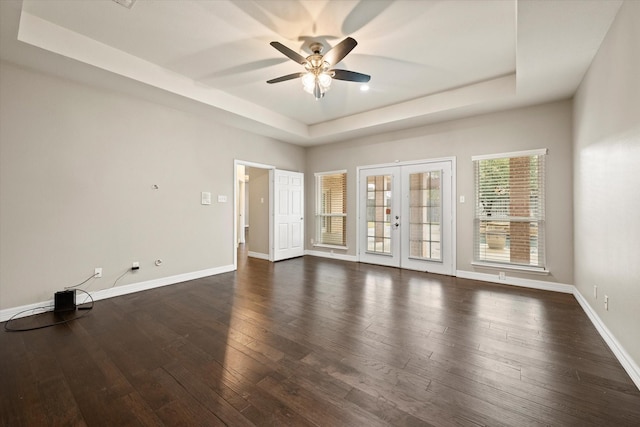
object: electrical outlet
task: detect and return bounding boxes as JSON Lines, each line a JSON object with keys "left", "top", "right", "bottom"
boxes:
{"left": 604, "top": 295, "right": 609, "bottom": 311}
{"left": 499, "top": 272, "right": 506, "bottom": 280}
{"left": 132, "top": 261, "right": 140, "bottom": 270}
{"left": 594, "top": 285, "right": 597, "bottom": 299}
{"left": 94, "top": 267, "right": 102, "bottom": 278}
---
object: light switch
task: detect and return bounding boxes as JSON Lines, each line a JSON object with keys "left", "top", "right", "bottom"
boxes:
{"left": 217, "top": 195, "right": 227, "bottom": 203}
{"left": 201, "top": 192, "right": 211, "bottom": 205}
{"left": 459, "top": 196, "right": 465, "bottom": 203}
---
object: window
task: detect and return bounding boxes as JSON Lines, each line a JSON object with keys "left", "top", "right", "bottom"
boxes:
{"left": 316, "top": 171, "right": 347, "bottom": 247}
{"left": 473, "top": 149, "right": 547, "bottom": 270}
{"left": 409, "top": 170, "right": 442, "bottom": 261}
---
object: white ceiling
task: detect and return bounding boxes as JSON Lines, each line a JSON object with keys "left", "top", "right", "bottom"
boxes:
{"left": 0, "top": 0, "right": 623, "bottom": 146}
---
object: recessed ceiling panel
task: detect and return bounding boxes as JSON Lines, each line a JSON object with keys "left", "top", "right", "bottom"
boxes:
{"left": 21, "top": 0, "right": 515, "bottom": 125}
{"left": 7, "top": 0, "right": 621, "bottom": 145}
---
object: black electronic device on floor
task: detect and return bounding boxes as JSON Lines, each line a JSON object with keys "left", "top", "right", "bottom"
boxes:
{"left": 54, "top": 290, "right": 76, "bottom": 312}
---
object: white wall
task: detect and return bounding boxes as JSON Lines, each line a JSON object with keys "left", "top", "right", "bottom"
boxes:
{"left": 305, "top": 100, "right": 574, "bottom": 285}
{"left": 573, "top": 1, "right": 640, "bottom": 367}
{"left": 0, "top": 61, "right": 304, "bottom": 309}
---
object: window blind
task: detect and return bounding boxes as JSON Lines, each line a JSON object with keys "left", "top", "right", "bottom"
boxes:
{"left": 316, "top": 172, "right": 347, "bottom": 247}
{"left": 473, "top": 150, "right": 546, "bottom": 268}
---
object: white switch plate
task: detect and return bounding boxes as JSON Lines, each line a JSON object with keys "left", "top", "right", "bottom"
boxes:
{"left": 217, "top": 195, "right": 227, "bottom": 203}
{"left": 201, "top": 192, "right": 211, "bottom": 205}
{"left": 459, "top": 196, "right": 465, "bottom": 203}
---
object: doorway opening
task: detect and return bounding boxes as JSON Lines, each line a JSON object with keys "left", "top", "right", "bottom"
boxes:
{"left": 234, "top": 160, "right": 274, "bottom": 269}
{"left": 233, "top": 161, "right": 306, "bottom": 270}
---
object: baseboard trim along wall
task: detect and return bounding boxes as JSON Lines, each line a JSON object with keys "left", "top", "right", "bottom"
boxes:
{"left": 301, "top": 259, "right": 639, "bottom": 388}
{"left": 3, "top": 258, "right": 637, "bottom": 391}
{"left": 456, "top": 269, "right": 575, "bottom": 293}
{"left": 304, "top": 250, "right": 358, "bottom": 262}
{"left": 573, "top": 288, "right": 640, "bottom": 391}
{"left": 0, "top": 265, "right": 235, "bottom": 322}
{"left": 456, "top": 269, "right": 639, "bottom": 390}
{"left": 247, "top": 251, "right": 270, "bottom": 261}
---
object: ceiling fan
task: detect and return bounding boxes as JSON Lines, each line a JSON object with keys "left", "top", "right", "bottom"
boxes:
{"left": 267, "top": 37, "right": 371, "bottom": 100}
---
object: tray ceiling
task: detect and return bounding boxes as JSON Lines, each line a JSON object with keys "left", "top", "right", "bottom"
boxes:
{"left": 0, "top": 0, "right": 623, "bottom": 145}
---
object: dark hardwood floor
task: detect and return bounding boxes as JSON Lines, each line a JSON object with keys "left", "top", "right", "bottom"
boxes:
{"left": 2, "top": 249, "right": 639, "bottom": 426}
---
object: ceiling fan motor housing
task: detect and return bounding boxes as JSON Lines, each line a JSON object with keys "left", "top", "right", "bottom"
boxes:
{"left": 309, "top": 42, "right": 324, "bottom": 55}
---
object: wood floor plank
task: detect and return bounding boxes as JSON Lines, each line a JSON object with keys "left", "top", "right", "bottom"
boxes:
{"left": 161, "top": 361, "right": 255, "bottom": 427}
{"left": 151, "top": 366, "right": 227, "bottom": 427}
{"left": 117, "top": 392, "right": 164, "bottom": 427}
{"left": 258, "top": 374, "right": 389, "bottom": 427}
{"left": 0, "top": 331, "right": 49, "bottom": 427}
{"left": 2, "top": 249, "right": 639, "bottom": 425}
{"left": 344, "top": 387, "right": 436, "bottom": 427}
{"left": 36, "top": 375, "right": 87, "bottom": 426}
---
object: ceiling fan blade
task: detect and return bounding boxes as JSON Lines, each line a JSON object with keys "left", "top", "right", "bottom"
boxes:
{"left": 323, "top": 37, "right": 357, "bottom": 66}
{"left": 267, "top": 72, "right": 304, "bottom": 84}
{"left": 270, "top": 41, "right": 307, "bottom": 65}
{"left": 331, "top": 69, "right": 371, "bottom": 83}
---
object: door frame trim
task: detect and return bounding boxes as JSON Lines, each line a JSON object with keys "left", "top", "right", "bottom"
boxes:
{"left": 234, "top": 160, "right": 275, "bottom": 270}
{"left": 356, "top": 156, "right": 457, "bottom": 274}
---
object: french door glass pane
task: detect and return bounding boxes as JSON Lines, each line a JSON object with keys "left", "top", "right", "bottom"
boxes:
{"left": 366, "top": 175, "right": 392, "bottom": 253}
{"left": 408, "top": 171, "right": 442, "bottom": 260}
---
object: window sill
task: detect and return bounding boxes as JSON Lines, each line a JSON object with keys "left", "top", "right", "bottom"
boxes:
{"left": 313, "top": 244, "right": 348, "bottom": 250}
{"left": 471, "top": 261, "right": 549, "bottom": 275}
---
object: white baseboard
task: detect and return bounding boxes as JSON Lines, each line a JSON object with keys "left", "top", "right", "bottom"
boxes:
{"left": 0, "top": 301, "right": 56, "bottom": 323}
{"left": 456, "top": 269, "right": 574, "bottom": 293}
{"left": 457, "top": 269, "right": 639, "bottom": 390}
{"left": 3, "top": 260, "right": 637, "bottom": 391}
{"left": 0, "top": 265, "right": 235, "bottom": 322}
{"left": 248, "top": 251, "right": 270, "bottom": 261}
{"left": 573, "top": 288, "right": 640, "bottom": 391}
{"left": 305, "top": 249, "right": 358, "bottom": 262}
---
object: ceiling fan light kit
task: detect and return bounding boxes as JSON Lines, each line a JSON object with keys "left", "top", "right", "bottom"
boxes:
{"left": 267, "top": 37, "right": 370, "bottom": 100}
{"left": 301, "top": 44, "right": 332, "bottom": 99}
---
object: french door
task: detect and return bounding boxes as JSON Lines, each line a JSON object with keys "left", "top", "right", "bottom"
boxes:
{"left": 358, "top": 160, "right": 454, "bottom": 275}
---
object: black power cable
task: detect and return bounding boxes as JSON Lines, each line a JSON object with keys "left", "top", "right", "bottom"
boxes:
{"left": 4, "top": 267, "right": 134, "bottom": 332}
{"left": 4, "top": 287, "right": 95, "bottom": 332}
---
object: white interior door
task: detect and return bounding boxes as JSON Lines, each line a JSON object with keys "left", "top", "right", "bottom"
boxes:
{"left": 359, "top": 161, "right": 454, "bottom": 275}
{"left": 273, "top": 169, "right": 304, "bottom": 261}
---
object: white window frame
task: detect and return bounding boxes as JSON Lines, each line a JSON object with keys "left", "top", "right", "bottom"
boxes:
{"left": 315, "top": 170, "right": 348, "bottom": 249}
{"left": 472, "top": 149, "right": 548, "bottom": 273}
